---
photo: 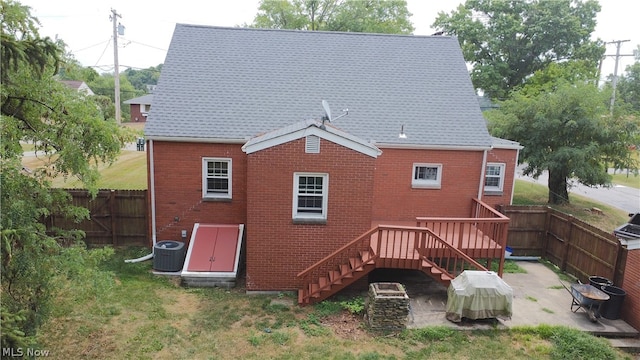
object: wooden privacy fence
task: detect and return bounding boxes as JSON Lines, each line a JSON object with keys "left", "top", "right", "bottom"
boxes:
{"left": 44, "top": 189, "right": 148, "bottom": 246}
{"left": 498, "top": 205, "right": 628, "bottom": 285}
{"left": 44, "top": 192, "right": 627, "bottom": 284}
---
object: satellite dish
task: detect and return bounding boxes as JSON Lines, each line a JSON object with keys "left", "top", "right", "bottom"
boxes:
{"left": 322, "top": 99, "right": 332, "bottom": 122}
{"left": 320, "top": 100, "right": 348, "bottom": 129}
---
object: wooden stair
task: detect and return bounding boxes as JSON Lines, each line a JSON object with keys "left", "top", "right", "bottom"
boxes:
{"left": 298, "top": 250, "right": 375, "bottom": 305}
{"left": 419, "top": 258, "right": 454, "bottom": 287}
{"left": 297, "top": 223, "right": 494, "bottom": 305}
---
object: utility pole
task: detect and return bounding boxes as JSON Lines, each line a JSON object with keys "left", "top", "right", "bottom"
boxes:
{"left": 110, "top": 9, "right": 123, "bottom": 124}
{"left": 606, "top": 39, "right": 630, "bottom": 114}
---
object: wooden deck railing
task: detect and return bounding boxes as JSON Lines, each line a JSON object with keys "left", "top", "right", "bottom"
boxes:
{"left": 414, "top": 225, "right": 488, "bottom": 277}
{"left": 416, "top": 198, "right": 510, "bottom": 275}
{"left": 296, "top": 224, "right": 491, "bottom": 302}
{"left": 297, "top": 199, "right": 510, "bottom": 303}
{"left": 296, "top": 226, "right": 379, "bottom": 290}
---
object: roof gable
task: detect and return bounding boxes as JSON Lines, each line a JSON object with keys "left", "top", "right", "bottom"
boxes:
{"left": 242, "top": 119, "right": 381, "bottom": 158}
{"left": 146, "top": 25, "right": 493, "bottom": 149}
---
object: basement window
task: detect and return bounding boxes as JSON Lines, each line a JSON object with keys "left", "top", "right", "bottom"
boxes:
{"left": 293, "top": 173, "right": 328, "bottom": 223}
{"left": 412, "top": 163, "right": 442, "bottom": 189}
{"left": 202, "top": 158, "right": 232, "bottom": 200}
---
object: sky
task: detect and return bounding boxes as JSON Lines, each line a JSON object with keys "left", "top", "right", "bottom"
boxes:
{"left": 19, "top": 0, "right": 640, "bottom": 82}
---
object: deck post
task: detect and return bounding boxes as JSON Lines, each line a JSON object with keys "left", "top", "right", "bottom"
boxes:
{"left": 458, "top": 223, "right": 465, "bottom": 250}
{"left": 498, "top": 222, "right": 508, "bottom": 276}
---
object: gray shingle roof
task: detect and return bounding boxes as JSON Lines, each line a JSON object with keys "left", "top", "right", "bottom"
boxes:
{"left": 124, "top": 94, "right": 153, "bottom": 105}
{"left": 145, "top": 25, "right": 493, "bottom": 148}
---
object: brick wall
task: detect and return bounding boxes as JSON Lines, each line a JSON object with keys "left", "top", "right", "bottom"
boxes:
{"left": 621, "top": 249, "right": 640, "bottom": 331}
{"left": 483, "top": 148, "right": 519, "bottom": 209}
{"left": 148, "top": 139, "right": 520, "bottom": 292}
{"left": 245, "top": 138, "right": 376, "bottom": 291}
{"left": 149, "top": 141, "right": 247, "bottom": 244}
{"left": 372, "top": 148, "right": 485, "bottom": 220}
{"left": 129, "top": 104, "right": 146, "bottom": 122}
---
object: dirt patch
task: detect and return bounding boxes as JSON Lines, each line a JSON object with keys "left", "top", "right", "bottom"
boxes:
{"left": 321, "top": 311, "right": 370, "bottom": 340}
{"left": 157, "top": 281, "right": 202, "bottom": 333}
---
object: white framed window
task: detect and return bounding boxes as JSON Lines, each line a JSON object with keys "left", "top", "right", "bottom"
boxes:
{"left": 412, "top": 163, "right": 442, "bottom": 189}
{"left": 293, "top": 173, "right": 328, "bottom": 221}
{"left": 484, "top": 163, "right": 505, "bottom": 192}
{"left": 202, "top": 158, "right": 232, "bottom": 199}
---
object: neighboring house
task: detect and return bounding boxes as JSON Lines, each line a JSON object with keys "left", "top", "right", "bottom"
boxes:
{"left": 60, "top": 80, "right": 94, "bottom": 95}
{"left": 144, "top": 25, "right": 521, "bottom": 303}
{"left": 124, "top": 94, "right": 153, "bottom": 122}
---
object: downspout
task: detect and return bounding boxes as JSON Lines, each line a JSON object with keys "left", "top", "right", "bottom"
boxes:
{"left": 510, "top": 147, "right": 521, "bottom": 205}
{"left": 477, "top": 148, "right": 489, "bottom": 201}
{"left": 125, "top": 139, "right": 157, "bottom": 263}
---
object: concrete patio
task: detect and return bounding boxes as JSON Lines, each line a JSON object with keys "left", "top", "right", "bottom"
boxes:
{"left": 369, "top": 260, "right": 639, "bottom": 351}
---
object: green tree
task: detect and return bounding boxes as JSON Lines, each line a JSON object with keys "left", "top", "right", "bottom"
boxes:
{"left": 486, "top": 77, "right": 639, "bottom": 204}
{"left": 57, "top": 56, "right": 100, "bottom": 84}
{"left": 251, "top": 0, "right": 414, "bottom": 34}
{"left": 123, "top": 65, "right": 161, "bottom": 92}
{"left": 433, "top": 0, "right": 604, "bottom": 100}
{"left": 88, "top": 72, "right": 141, "bottom": 122}
{"left": 1, "top": 0, "right": 132, "bottom": 348}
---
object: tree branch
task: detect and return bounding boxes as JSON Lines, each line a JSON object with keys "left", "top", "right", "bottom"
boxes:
{"left": 3, "top": 95, "right": 57, "bottom": 114}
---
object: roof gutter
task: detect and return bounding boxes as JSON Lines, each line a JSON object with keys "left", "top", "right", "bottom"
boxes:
{"left": 144, "top": 136, "right": 247, "bottom": 144}
{"left": 374, "top": 143, "right": 492, "bottom": 151}
{"left": 492, "top": 143, "right": 524, "bottom": 150}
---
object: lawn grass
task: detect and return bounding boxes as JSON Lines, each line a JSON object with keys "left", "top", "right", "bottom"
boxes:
{"left": 21, "top": 150, "right": 147, "bottom": 189}
{"left": 513, "top": 180, "right": 631, "bottom": 232}
{"left": 611, "top": 171, "right": 640, "bottom": 188}
{"left": 37, "top": 247, "right": 632, "bottom": 359}
{"left": 24, "top": 139, "right": 637, "bottom": 358}
{"left": 20, "top": 142, "right": 35, "bottom": 152}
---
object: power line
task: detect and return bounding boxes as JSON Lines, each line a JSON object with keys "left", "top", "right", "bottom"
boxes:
{"left": 119, "top": 65, "right": 162, "bottom": 71}
{"left": 120, "top": 38, "right": 167, "bottom": 52}
{"left": 73, "top": 39, "right": 111, "bottom": 53}
{"left": 93, "top": 37, "right": 112, "bottom": 67}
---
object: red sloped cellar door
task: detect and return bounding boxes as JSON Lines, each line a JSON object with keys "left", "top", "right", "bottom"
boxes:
{"left": 187, "top": 225, "right": 239, "bottom": 272}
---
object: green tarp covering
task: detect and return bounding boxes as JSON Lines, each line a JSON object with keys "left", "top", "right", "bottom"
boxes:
{"left": 445, "top": 270, "right": 513, "bottom": 322}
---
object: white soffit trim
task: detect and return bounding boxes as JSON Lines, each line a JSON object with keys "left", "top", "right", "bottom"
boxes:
{"left": 243, "top": 126, "right": 381, "bottom": 158}
{"left": 492, "top": 143, "right": 524, "bottom": 150}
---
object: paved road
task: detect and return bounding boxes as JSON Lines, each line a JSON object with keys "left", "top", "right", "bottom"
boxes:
{"left": 515, "top": 165, "right": 639, "bottom": 214}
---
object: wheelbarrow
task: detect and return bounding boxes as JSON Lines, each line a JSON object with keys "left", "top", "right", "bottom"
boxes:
{"left": 562, "top": 282, "right": 610, "bottom": 322}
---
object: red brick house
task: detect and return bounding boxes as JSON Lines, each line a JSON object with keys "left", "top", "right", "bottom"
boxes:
{"left": 144, "top": 25, "right": 521, "bottom": 303}
{"left": 123, "top": 94, "right": 153, "bottom": 122}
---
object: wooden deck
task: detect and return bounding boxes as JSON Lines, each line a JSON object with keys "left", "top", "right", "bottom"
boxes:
{"left": 372, "top": 220, "right": 504, "bottom": 260}
{"left": 297, "top": 198, "right": 510, "bottom": 304}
